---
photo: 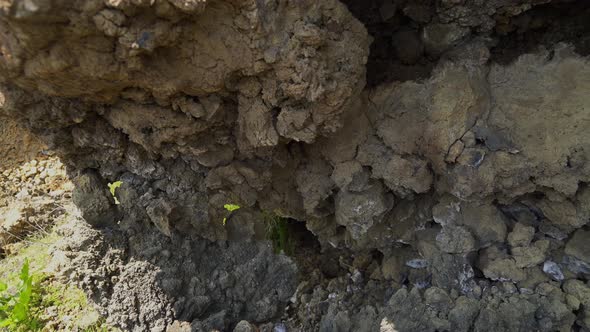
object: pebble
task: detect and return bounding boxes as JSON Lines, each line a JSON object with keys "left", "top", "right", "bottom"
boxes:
{"left": 273, "top": 323, "right": 287, "bottom": 332}
{"left": 543, "top": 261, "right": 565, "bottom": 281}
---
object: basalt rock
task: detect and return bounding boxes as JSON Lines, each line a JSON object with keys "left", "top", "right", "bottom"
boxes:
{"left": 1, "top": 0, "right": 590, "bottom": 331}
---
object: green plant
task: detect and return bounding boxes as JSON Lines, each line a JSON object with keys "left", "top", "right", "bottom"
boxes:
{"left": 264, "top": 213, "right": 294, "bottom": 256}
{"left": 107, "top": 181, "right": 123, "bottom": 205}
{"left": 222, "top": 203, "right": 241, "bottom": 225}
{"left": 0, "top": 259, "right": 41, "bottom": 331}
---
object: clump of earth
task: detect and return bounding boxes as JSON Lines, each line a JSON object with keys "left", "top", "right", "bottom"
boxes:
{"left": 1, "top": 0, "right": 590, "bottom": 331}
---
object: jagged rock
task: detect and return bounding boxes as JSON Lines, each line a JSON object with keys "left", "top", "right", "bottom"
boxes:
{"left": 436, "top": 225, "right": 476, "bottom": 254}
{"left": 1, "top": 0, "right": 590, "bottom": 331}
{"left": 334, "top": 182, "right": 393, "bottom": 240}
{"left": 432, "top": 198, "right": 507, "bottom": 249}
{"left": 543, "top": 261, "right": 565, "bottom": 281}
{"left": 508, "top": 223, "right": 535, "bottom": 247}
{"left": 71, "top": 171, "right": 117, "bottom": 228}
{"left": 233, "top": 321, "right": 256, "bottom": 332}
{"left": 512, "top": 240, "right": 550, "bottom": 268}
{"left": 448, "top": 296, "right": 480, "bottom": 332}
{"left": 565, "top": 229, "right": 590, "bottom": 265}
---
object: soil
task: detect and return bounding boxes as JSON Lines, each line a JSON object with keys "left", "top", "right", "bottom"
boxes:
{"left": 0, "top": 0, "right": 589, "bottom": 331}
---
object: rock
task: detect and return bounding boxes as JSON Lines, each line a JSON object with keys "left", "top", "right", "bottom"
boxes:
{"left": 542, "top": 261, "right": 564, "bottom": 281}
{"left": 458, "top": 202, "right": 508, "bottom": 248}
{"left": 381, "top": 251, "right": 412, "bottom": 282}
{"left": 538, "top": 199, "right": 586, "bottom": 232}
{"left": 508, "top": 223, "right": 535, "bottom": 247}
{"left": 482, "top": 258, "right": 526, "bottom": 282}
{"left": 233, "top": 321, "right": 255, "bottom": 332}
{"left": 75, "top": 311, "right": 101, "bottom": 330}
{"left": 448, "top": 296, "right": 480, "bottom": 332}
{"left": 565, "top": 229, "right": 590, "bottom": 264}
{"left": 436, "top": 225, "right": 476, "bottom": 254}
{"left": 424, "top": 287, "right": 452, "bottom": 311}
{"left": 0, "top": 202, "right": 31, "bottom": 245}
{"left": 71, "top": 171, "right": 117, "bottom": 228}
{"left": 2, "top": 1, "right": 590, "bottom": 331}
{"left": 273, "top": 322, "right": 287, "bottom": 332}
{"left": 146, "top": 198, "right": 174, "bottom": 237}
{"left": 512, "top": 240, "right": 549, "bottom": 268}
{"left": 334, "top": 182, "right": 393, "bottom": 239}
{"left": 563, "top": 280, "right": 590, "bottom": 306}
{"left": 331, "top": 161, "right": 370, "bottom": 192}
{"left": 433, "top": 198, "right": 507, "bottom": 248}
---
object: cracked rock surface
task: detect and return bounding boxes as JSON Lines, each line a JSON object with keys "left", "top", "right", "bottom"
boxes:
{"left": 1, "top": 0, "right": 590, "bottom": 331}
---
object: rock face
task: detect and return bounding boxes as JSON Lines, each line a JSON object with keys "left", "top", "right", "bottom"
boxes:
{"left": 51, "top": 216, "right": 297, "bottom": 332}
{"left": 0, "top": 0, "right": 370, "bottom": 243}
{"left": 0, "top": 117, "right": 45, "bottom": 169}
{"left": 1, "top": 0, "right": 590, "bottom": 331}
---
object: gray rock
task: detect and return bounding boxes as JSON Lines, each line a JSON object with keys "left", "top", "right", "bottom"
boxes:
{"left": 508, "top": 223, "right": 535, "bottom": 247}
{"left": 542, "top": 261, "right": 564, "bottom": 281}
{"left": 436, "top": 225, "right": 476, "bottom": 254}
{"left": 335, "top": 182, "right": 393, "bottom": 240}
{"left": 72, "top": 170, "right": 118, "bottom": 228}
{"left": 233, "top": 321, "right": 255, "bottom": 332}
{"left": 565, "top": 229, "right": 590, "bottom": 264}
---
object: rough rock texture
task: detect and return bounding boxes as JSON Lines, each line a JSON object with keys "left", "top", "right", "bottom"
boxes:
{"left": 0, "top": 117, "right": 45, "bottom": 169}
{"left": 1, "top": 0, "right": 590, "bottom": 331}
{"left": 0, "top": 157, "right": 71, "bottom": 255}
{"left": 50, "top": 216, "right": 297, "bottom": 332}
{"left": 0, "top": 0, "right": 370, "bottom": 243}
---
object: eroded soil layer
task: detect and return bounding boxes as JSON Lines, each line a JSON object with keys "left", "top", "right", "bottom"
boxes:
{"left": 1, "top": 0, "right": 589, "bottom": 331}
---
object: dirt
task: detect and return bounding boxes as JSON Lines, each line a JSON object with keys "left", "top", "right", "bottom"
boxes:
{"left": 0, "top": 117, "right": 46, "bottom": 170}
{"left": 0, "top": 0, "right": 589, "bottom": 331}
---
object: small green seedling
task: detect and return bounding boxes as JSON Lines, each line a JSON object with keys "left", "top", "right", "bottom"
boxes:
{"left": 107, "top": 181, "right": 123, "bottom": 205}
{"left": 222, "top": 204, "right": 241, "bottom": 225}
{"left": 0, "top": 259, "right": 41, "bottom": 330}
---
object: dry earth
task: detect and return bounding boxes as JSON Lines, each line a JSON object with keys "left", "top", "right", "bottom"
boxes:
{"left": 0, "top": 0, "right": 589, "bottom": 331}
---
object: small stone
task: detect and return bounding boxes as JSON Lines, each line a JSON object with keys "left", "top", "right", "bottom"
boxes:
{"left": 508, "top": 223, "right": 535, "bottom": 247}
{"left": 351, "top": 270, "right": 363, "bottom": 284}
{"left": 273, "top": 322, "right": 287, "bottom": 332}
{"left": 75, "top": 311, "right": 101, "bottom": 330}
{"left": 406, "top": 259, "right": 428, "bottom": 269}
{"left": 542, "top": 261, "right": 564, "bottom": 281}
{"left": 15, "top": 188, "right": 30, "bottom": 200}
{"left": 436, "top": 225, "right": 476, "bottom": 254}
{"left": 233, "top": 321, "right": 255, "bottom": 332}
{"left": 445, "top": 140, "right": 465, "bottom": 163}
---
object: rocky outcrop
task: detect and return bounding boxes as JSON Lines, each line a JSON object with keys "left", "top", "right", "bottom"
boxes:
{"left": 0, "top": 0, "right": 370, "bottom": 243}
{"left": 1, "top": 0, "right": 590, "bottom": 331}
